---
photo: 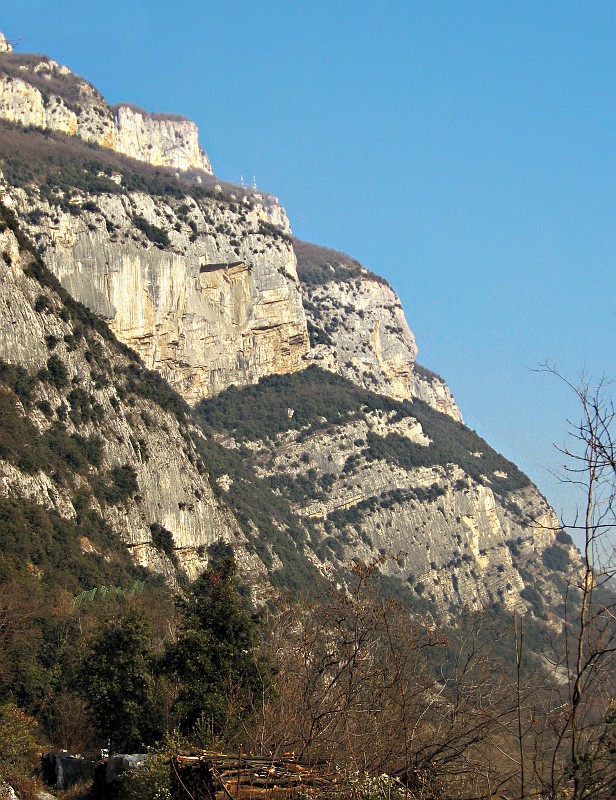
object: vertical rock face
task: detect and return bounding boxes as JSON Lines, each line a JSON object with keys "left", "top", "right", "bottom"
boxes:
{"left": 0, "top": 73, "right": 47, "bottom": 129}
{"left": 114, "top": 105, "right": 212, "bottom": 173}
{"left": 0, "top": 40, "right": 213, "bottom": 174}
{"left": 0, "top": 212, "right": 265, "bottom": 583}
{"left": 295, "top": 240, "right": 462, "bottom": 421}
{"left": 407, "top": 364, "right": 462, "bottom": 421}
{"left": 5, "top": 173, "right": 310, "bottom": 402}
{"left": 0, "top": 56, "right": 117, "bottom": 146}
{"left": 0, "top": 33, "right": 585, "bottom": 631}
{"left": 0, "top": 35, "right": 458, "bottom": 420}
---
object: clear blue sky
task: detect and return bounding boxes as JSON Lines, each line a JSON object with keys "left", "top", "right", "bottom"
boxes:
{"left": 3, "top": 2, "right": 615, "bottom": 541}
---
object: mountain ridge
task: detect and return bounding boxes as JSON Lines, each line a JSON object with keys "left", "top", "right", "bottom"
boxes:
{"left": 0, "top": 33, "right": 212, "bottom": 174}
{"left": 0, "top": 32, "right": 582, "bottom": 625}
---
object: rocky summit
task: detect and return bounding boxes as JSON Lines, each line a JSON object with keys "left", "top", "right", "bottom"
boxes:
{"left": 0, "top": 33, "right": 580, "bottom": 623}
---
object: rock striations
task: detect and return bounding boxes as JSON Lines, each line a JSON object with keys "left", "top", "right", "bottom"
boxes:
{"left": 0, "top": 32, "right": 581, "bottom": 623}
{"left": 294, "top": 240, "right": 462, "bottom": 421}
{"left": 0, "top": 44, "right": 211, "bottom": 173}
{"left": 0, "top": 204, "right": 264, "bottom": 584}
{"left": 3, "top": 177, "right": 309, "bottom": 401}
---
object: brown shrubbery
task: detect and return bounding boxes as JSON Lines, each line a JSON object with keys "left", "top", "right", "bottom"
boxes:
{"left": 0, "top": 551, "right": 614, "bottom": 799}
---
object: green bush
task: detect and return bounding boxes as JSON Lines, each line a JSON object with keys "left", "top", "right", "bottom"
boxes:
{"left": 542, "top": 544, "right": 570, "bottom": 573}
{"left": 42, "top": 355, "right": 68, "bottom": 390}
{"left": 0, "top": 702, "right": 42, "bottom": 800}
{"left": 162, "top": 558, "right": 271, "bottom": 738}
{"left": 556, "top": 530, "right": 574, "bottom": 546}
{"left": 78, "top": 609, "right": 162, "bottom": 752}
{"left": 0, "top": 703, "right": 41, "bottom": 771}
{"left": 132, "top": 214, "right": 171, "bottom": 249}
{"left": 521, "top": 586, "right": 547, "bottom": 620}
{"left": 506, "top": 539, "right": 521, "bottom": 558}
{"left": 121, "top": 747, "right": 172, "bottom": 800}
{"left": 34, "top": 294, "right": 52, "bottom": 313}
{"left": 150, "top": 524, "right": 178, "bottom": 567}
{"left": 0, "top": 361, "right": 38, "bottom": 407}
{"left": 96, "top": 464, "right": 139, "bottom": 505}
{"left": 294, "top": 239, "right": 389, "bottom": 287}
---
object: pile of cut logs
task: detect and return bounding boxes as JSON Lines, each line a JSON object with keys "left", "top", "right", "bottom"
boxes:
{"left": 170, "top": 752, "right": 341, "bottom": 800}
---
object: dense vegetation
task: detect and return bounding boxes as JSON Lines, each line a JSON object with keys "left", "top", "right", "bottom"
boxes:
{"left": 0, "top": 495, "right": 142, "bottom": 590}
{"left": 4, "top": 553, "right": 613, "bottom": 800}
{"left": 0, "top": 553, "right": 261, "bottom": 757}
{"left": 191, "top": 434, "right": 328, "bottom": 595}
{"left": 0, "top": 53, "right": 103, "bottom": 113}
{"left": 0, "top": 88, "right": 612, "bottom": 799}
{"left": 294, "top": 238, "right": 390, "bottom": 287}
{"left": 0, "top": 120, "right": 257, "bottom": 206}
{"left": 196, "top": 366, "right": 531, "bottom": 498}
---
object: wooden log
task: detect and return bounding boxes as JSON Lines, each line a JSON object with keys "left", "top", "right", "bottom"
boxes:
{"left": 170, "top": 751, "right": 340, "bottom": 800}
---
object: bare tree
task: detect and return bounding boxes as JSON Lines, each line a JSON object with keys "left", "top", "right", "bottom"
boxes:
{"left": 537, "top": 366, "right": 616, "bottom": 799}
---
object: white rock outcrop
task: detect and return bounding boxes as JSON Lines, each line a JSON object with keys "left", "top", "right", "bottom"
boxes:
{"left": 295, "top": 241, "right": 463, "bottom": 421}
{"left": 0, "top": 32, "right": 580, "bottom": 625}
{"left": 0, "top": 221, "right": 265, "bottom": 582}
{"left": 7, "top": 181, "right": 309, "bottom": 402}
{"left": 0, "top": 39, "right": 212, "bottom": 174}
{"left": 114, "top": 105, "right": 212, "bottom": 173}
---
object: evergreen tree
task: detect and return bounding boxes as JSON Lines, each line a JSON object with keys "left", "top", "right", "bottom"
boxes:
{"left": 163, "top": 557, "right": 268, "bottom": 739}
{"left": 78, "top": 608, "right": 161, "bottom": 753}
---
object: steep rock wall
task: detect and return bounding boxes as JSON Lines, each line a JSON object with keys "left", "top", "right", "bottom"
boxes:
{"left": 197, "top": 368, "right": 577, "bottom": 620}
{"left": 114, "top": 105, "right": 212, "bottom": 173}
{"left": 0, "top": 211, "right": 266, "bottom": 583}
{"left": 295, "top": 240, "right": 462, "bottom": 421}
{"left": 0, "top": 60, "right": 117, "bottom": 147}
{"left": 4, "top": 178, "right": 309, "bottom": 402}
{"left": 0, "top": 37, "right": 458, "bottom": 419}
{"left": 0, "top": 37, "right": 583, "bottom": 627}
{"left": 0, "top": 42, "right": 212, "bottom": 173}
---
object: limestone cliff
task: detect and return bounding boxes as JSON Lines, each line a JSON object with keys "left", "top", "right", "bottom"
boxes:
{"left": 0, "top": 125, "right": 457, "bottom": 418}
{"left": 113, "top": 104, "right": 212, "bottom": 173}
{"left": 0, "top": 140, "right": 309, "bottom": 400}
{"left": 0, "top": 35, "right": 583, "bottom": 628}
{"left": 0, "top": 43, "right": 212, "bottom": 173}
{"left": 0, "top": 34, "right": 457, "bottom": 419}
{"left": 0, "top": 203, "right": 265, "bottom": 585}
{"left": 0, "top": 194, "right": 580, "bottom": 618}
{"left": 295, "top": 240, "right": 462, "bottom": 420}
{"left": 195, "top": 367, "right": 578, "bottom": 619}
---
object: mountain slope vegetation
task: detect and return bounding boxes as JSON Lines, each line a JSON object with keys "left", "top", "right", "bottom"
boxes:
{"left": 1, "top": 33, "right": 613, "bottom": 800}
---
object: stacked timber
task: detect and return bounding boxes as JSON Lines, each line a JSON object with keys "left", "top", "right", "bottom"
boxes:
{"left": 170, "top": 754, "right": 216, "bottom": 800}
{"left": 170, "top": 752, "right": 340, "bottom": 800}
